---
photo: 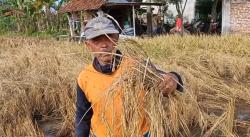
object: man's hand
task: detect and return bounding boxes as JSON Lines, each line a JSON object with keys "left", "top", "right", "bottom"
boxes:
{"left": 159, "top": 73, "right": 178, "bottom": 96}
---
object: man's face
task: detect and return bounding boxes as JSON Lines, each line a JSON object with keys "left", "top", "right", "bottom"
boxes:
{"left": 85, "top": 34, "right": 119, "bottom": 66}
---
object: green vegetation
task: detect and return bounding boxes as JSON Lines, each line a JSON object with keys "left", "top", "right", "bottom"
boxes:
{"left": 0, "top": 0, "right": 69, "bottom": 35}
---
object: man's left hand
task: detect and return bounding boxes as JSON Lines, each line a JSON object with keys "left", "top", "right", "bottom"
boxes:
{"left": 159, "top": 73, "right": 178, "bottom": 96}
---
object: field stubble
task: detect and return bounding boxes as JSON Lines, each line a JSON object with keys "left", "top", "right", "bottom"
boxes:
{"left": 0, "top": 35, "right": 249, "bottom": 137}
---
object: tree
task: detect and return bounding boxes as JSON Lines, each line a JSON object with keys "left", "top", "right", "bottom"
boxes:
{"left": 154, "top": 0, "right": 187, "bottom": 18}
{"left": 169, "top": 0, "right": 187, "bottom": 19}
{"left": 0, "top": 0, "right": 69, "bottom": 34}
{"left": 2, "top": 0, "right": 30, "bottom": 32}
{"left": 154, "top": 0, "right": 187, "bottom": 35}
{"left": 195, "top": 0, "right": 221, "bottom": 20}
{"left": 195, "top": 0, "right": 222, "bottom": 33}
{"left": 211, "top": 0, "right": 219, "bottom": 21}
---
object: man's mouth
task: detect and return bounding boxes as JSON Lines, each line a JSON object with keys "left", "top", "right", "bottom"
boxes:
{"left": 100, "top": 52, "right": 112, "bottom": 57}
{"left": 101, "top": 50, "right": 114, "bottom": 55}
{"left": 102, "top": 50, "right": 112, "bottom": 53}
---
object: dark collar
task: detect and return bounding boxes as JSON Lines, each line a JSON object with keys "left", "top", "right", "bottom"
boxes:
{"left": 92, "top": 50, "right": 122, "bottom": 74}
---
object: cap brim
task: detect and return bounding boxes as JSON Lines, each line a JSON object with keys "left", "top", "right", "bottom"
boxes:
{"left": 86, "top": 29, "right": 119, "bottom": 40}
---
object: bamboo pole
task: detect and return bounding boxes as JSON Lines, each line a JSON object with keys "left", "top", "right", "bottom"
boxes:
{"left": 67, "top": 13, "right": 74, "bottom": 41}
{"left": 132, "top": 5, "right": 136, "bottom": 37}
{"left": 147, "top": 0, "right": 152, "bottom": 36}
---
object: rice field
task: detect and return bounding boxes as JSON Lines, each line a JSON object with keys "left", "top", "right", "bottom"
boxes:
{"left": 0, "top": 35, "right": 249, "bottom": 137}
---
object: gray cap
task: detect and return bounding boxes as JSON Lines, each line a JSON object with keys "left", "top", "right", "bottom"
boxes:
{"left": 84, "top": 16, "right": 119, "bottom": 40}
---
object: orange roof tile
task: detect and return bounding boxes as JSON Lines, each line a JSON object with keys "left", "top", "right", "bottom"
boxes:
{"left": 59, "top": 0, "right": 105, "bottom": 13}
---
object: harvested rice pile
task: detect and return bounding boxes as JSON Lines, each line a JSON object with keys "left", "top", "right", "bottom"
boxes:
{"left": 0, "top": 35, "right": 249, "bottom": 137}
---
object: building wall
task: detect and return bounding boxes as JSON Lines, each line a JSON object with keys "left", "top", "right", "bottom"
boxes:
{"left": 230, "top": 0, "right": 250, "bottom": 34}
{"left": 222, "top": 0, "right": 230, "bottom": 34}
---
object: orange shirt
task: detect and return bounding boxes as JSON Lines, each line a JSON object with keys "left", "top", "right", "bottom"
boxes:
{"left": 77, "top": 59, "right": 149, "bottom": 137}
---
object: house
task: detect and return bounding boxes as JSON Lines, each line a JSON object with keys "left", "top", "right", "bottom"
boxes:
{"left": 222, "top": 0, "right": 250, "bottom": 34}
{"left": 165, "top": 0, "right": 250, "bottom": 35}
{"left": 59, "top": 0, "right": 163, "bottom": 39}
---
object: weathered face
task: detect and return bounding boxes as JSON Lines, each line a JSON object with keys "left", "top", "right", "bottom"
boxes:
{"left": 85, "top": 34, "right": 119, "bottom": 66}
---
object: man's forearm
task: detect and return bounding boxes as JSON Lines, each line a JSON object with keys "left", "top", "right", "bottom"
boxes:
{"left": 75, "top": 106, "right": 91, "bottom": 137}
{"left": 75, "top": 84, "right": 93, "bottom": 137}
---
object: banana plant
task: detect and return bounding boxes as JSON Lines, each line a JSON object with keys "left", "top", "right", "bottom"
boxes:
{"left": 1, "top": 0, "right": 71, "bottom": 33}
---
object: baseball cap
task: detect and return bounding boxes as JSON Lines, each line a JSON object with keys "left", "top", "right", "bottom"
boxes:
{"left": 84, "top": 16, "right": 119, "bottom": 40}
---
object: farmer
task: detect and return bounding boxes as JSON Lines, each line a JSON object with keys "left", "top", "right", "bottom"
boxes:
{"left": 175, "top": 16, "right": 183, "bottom": 33}
{"left": 76, "top": 16, "right": 183, "bottom": 137}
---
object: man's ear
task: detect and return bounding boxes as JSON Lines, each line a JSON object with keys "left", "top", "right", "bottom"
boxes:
{"left": 84, "top": 40, "right": 92, "bottom": 49}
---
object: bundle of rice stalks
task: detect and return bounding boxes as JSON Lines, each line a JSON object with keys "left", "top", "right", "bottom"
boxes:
{"left": 89, "top": 39, "right": 198, "bottom": 137}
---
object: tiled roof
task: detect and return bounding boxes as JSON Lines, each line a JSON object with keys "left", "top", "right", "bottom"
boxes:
{"left": 59, "top": 0, "right": 105, "bottom": 13}
{"left": 59, "top": 0, "right": 163, "bottom": 13}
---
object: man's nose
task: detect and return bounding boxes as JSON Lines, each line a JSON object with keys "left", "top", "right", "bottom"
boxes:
{"left": 100, "top": 42, "right": 109, "bottom": 49}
